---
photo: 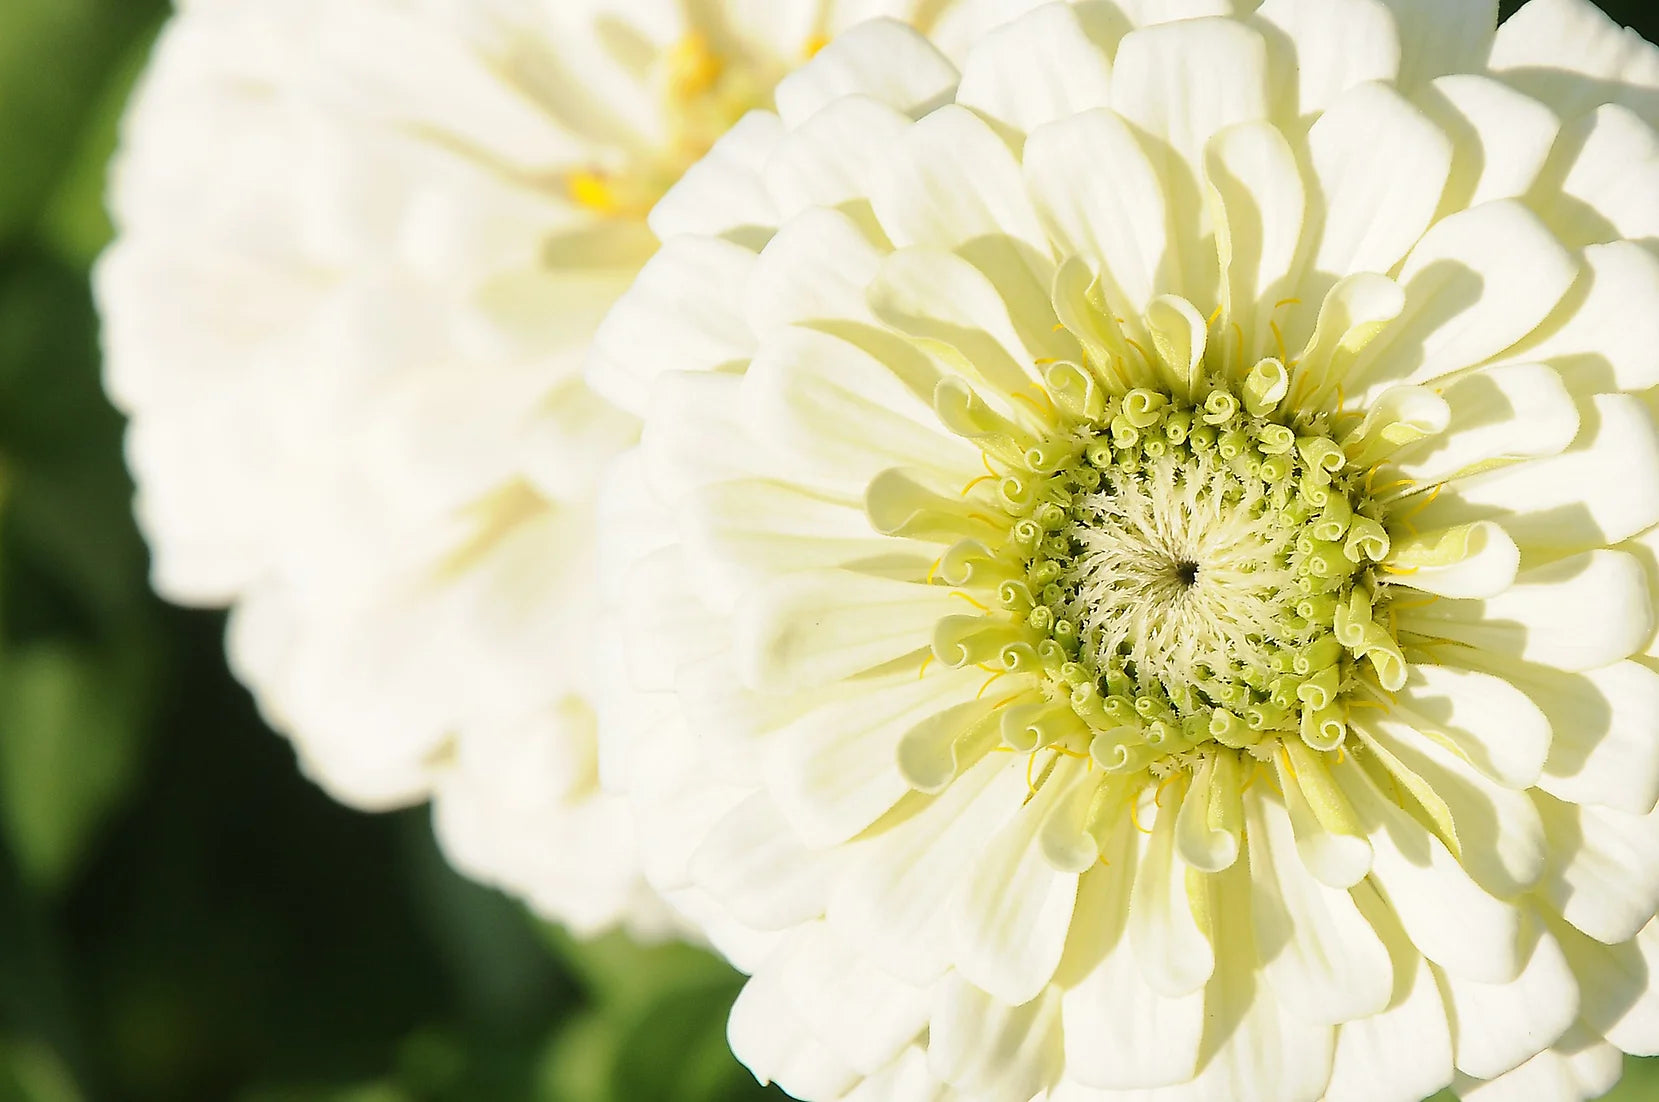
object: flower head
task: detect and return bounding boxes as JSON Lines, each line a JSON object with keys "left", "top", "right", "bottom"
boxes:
{"left": 592, "top": 0, "right": 1659, "bottom": 1096}
{"left": 96, "top": 0, "right": 1001, "bottom": 935}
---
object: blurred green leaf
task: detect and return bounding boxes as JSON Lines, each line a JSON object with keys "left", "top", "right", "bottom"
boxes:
{"left": 0, "top": 256, "right": 149, "bottom": 632}
{"left": 541, "top": 927, "right": 738, "bottom": 1015}
{"left": 0, "top": 0, "right": 159, "bottom": 245}
{"left": 0, "top": 642, "right": 148, "bottom": 895}
{"left": 40, "top": 19, "right": 163, "bottom": 268}
{"left": 240, "top": 1084, "right": 413, "bottom": 1102}
{"left": 0, "top": 1038, "right": 82, "bottom": 1102}
{"left": 607, "top": 982, "right": 774, "bottom": 1102}
{"left": 538, "top": 927, "right": 781, "bottom": 1102}
{"left": 1607, "top": 1055, "right": 1659, "bottom": 1099}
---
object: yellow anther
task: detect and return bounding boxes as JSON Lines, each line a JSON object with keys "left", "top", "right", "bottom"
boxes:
{"left": 1395, "top": 482, "right": 1445, "bottom": 519}
{"left": 1154, "top": 772, "right": 1183, "bottom": 807}
{"left": 950, "top": 590, "right": 991, "bottom": 613}
{"left": 1380, "top": 563, "right": 1420, "bottom": 576}
{"left": 976, "top": 670, "right": 1010, "bottom": 699}
{"left": 667, "top": 32, "right": 725, "bottom": 101}
{"left": 1128, "top": 790, "right": 1153, "bottom": 834}
{"left": 917, "top": 653, "right": 935, "bottom": 680}
{"left": 1270, "top": 319, "right": 1288, "bottom": 365}
{"left": 960, "top": 473, "right": 998, "bottom": 496}
{"left": 1274, "top": 297, "right": 1303, "bottom": 311}
{"left": 1208, "top": 305, "right": 1225, "bottom": 328}
{"left": 566, "top": 169, "right": 625, "bottom": 216}
{"left": 926, "top": 557, "right": 942, "bottom": 586}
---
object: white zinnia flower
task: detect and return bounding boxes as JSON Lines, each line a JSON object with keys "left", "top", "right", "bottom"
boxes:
{"left": 591, "top": 0, "right": 1659, "bottom": 1096}
{"left": 95, "top": 0, "right": 1014, "bottom": 936}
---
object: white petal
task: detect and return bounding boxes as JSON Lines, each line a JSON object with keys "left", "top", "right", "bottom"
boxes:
{"left": 1324, "top": 883, "right": 1456, "bottom": 1102}
{"left": 955, "top": 4, "right": 1114, "bottom": 137}
{"left": 869, "top": 102, "right": 1047, "bottom": 256}
{"left": 951, "top": 760, "right": 1083, "bottom": 1004}
{"left": 1253, "top": 0, "right": 1401, "bottom": 117}
{"left": 870, "top": 105, "right": 1065, "bottom": 362}
{"left": 1498, "top": 240, "right": 1659, "bottom": 393}
{"left": 1111, "top": 17, "right": 1272, "bottom": 309}
{"left": 728, "top": 964, "right": 862, "bottom": 1100}
{"left": 639, "top": 372, "right": 761, "bottom": 497}
{"left": 682, "top": 479, "right": 890, "bottom": 604}
{"left": 1538, "top": 793, "right": 1659, "bottom": 945}
{"left": 1245, "top": 790, "right": 1394, "bottom": 1025}
{"left": 774, "top": 19, "right": 958, "bottom": 130}
{"left": 1439, "top": 917, "right": 1580, "bottom": 1079}
{"left": 1175, "top": 756, "right": 1241, "bottom": 874}
{"left": 735, "top": 570, "right": 954, "bottom": 692}
{"left": 1130, "top": 784, "right": 1215, "bottom": 997}
{"left": 772, "top": 922, "right": 931, "bottom": 1076}
{"left": 1398, "top": 550, "right": 1654, "bottom": 673}
{"left": 649, "top": 110, "right": 782, "bottom": 241}
{"left": 1389, "top": 362, "right": 1579, "bottom": 486}
{"left": 764, "top": 666, "right": 983, "bottom": 847}
{"left": 928, "top": 975, "right": 1063, "bottom": 1102}
{"left": 1491, "top": 0, "right": 1659, "bottom": 128}
{"left": 1554, "top": 916, "right": 1659, "bottom": 1056}
{"left": 1392, "top": 663, "right": 1552, "bottom": 790}
{"left": 587, "top": 235, "right": 757, "bottom": 414}
{"left": 747, "top": 204, "right": 887, "bottom": 336}
{"left": 1528, "top": 660, "right": 1659, "bottom": 815}
{"left": 1417, "top": 393, "right": 1659, "bottom": 555}
{"left": 828, "top": 757, "right": 1028, "bottom": 985}
{"left": 1359, "top": 717, "right": 1547, "bottom": 897}
{"left": 866, "top": 246, "right": 1044, "bottom": 399}
{"left": 1358, "top": 200, "right": 1577, "bottom": 396}
{"left": 1060, "top": 842, "right": 1206, "bottom": 1090}
{"left": 763, "top": 94, "right": 915, "bottom": 220}
{"left": 1180, "top": 861, "right": 1338, "bottom": 1102}
{"left": 1024, "top": 108, "right": 1170, "bottom": 320}
{"left": 1417, "top": 74, "right": 1561, "bottom": 213}
{"left": 1454, "top": 1024, "right": 1625, "bottom": 1102}
{"left": 1374, "top": 0, "right": 1498, "bottom": 90}
{"left": 1335, "top": 756, "right": 1523, "bottom": 983}
{"left": 1305, "top": 81, "right": 1452, "bottom": 283}
{"left": 741, "top": 325, "right": 974, "bottom": 494}
{"left": 1389, "top": 522, "right": 1522, "bottom": 600}
{"left": 1547, "top": 104, "right": 1659, "bottom": 248}
{"left": 1205, "top": 120, "right": 1306, "bottom": 363}
{"left": 691, "top": 792, "right": 840, "bottom": 930}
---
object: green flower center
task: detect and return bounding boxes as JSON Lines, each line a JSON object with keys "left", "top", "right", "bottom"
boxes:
{"left": 997, "top": 382, "right": 1403, "bottom": 771}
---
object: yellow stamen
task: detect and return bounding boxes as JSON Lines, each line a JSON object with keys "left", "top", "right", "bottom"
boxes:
{"left": 566, "top": 170, "right": 624, "bottom": 216}
{"left": 667, "top": 32, "right": 725, "bottom": 101}
{"left": 949, "top": 591, "right": 990, "bottom": 613}
{"left": 977, "top": 671, "right": 1010, "bottom": 699}
{"left": 1395, "top": 482, "right": 1445, "bottom": 519}
{"left": 802, "top": 33, "right": 830, "bottom": 59}
{"left": 917, "top": 653, "right": 935, "bottom": 680}
{"left": 960, "top": 473, "right": 997, "bottom": 496}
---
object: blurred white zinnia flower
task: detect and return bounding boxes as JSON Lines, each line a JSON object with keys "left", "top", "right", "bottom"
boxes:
{"left": 590, "top": 0, "right": 1659, "bottom": 1096}
{"left": 95, "top": 0, "right": 1011, "bottom": 936}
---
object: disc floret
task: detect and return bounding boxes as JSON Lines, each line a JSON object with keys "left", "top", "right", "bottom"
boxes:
{"left": 956, "top": 374, "right": 1406, "bottom": 779}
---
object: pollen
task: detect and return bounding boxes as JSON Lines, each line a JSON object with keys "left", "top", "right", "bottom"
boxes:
{"left": 666, "top": 32, "right": 726, "bottom": 101}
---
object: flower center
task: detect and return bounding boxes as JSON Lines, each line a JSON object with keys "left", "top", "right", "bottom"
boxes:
{"left": 995, "top": 382, "right": 1403, "bottom": 769}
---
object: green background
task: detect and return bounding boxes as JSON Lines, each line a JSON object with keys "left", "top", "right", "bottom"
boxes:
{"left": 0, "top": 0, "right": 1654, "bottom": 1099}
